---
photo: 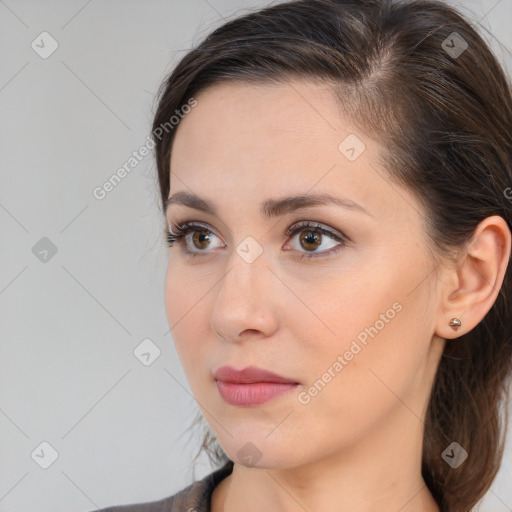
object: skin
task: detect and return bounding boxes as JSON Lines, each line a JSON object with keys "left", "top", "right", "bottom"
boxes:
{"left": 164, "top": 79, "right": 511, "bottom": 512}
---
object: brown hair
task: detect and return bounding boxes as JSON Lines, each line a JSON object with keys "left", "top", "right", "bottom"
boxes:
{"left": 151, "top": 1, "right": 512, "bottom": 510}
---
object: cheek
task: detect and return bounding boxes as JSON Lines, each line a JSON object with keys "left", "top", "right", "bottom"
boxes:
{"left": 164, "top": 261, "right": 210, "bottom": 377}
{"left": 289, "top": 259, "right": 431, "bottom": 427}
{"left": 164, "top": 258, "right": 209, "bottom": 331}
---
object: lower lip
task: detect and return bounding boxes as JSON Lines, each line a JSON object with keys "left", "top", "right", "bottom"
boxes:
{"left": 216, "top": 381, "right": 299, "bottom": 406}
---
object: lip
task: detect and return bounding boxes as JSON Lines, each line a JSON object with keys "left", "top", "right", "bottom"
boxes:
{"left": 213, "top": 365, "right": 299, "bottom": 384}
{"left": 213, "top": 365, "right": 300, "bottom": 407}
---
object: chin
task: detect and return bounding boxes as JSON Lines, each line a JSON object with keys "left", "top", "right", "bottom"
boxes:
{"left": 218, "top": 436, "right": 305, "bottom": 470}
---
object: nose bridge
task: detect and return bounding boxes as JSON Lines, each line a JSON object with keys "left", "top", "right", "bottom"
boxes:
{"left": 219, "top": 241, "right": 268, "bottom": 305}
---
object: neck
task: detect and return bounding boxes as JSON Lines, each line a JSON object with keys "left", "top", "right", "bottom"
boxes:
{"left": 212, "top": 404, "right": 440, "bottom": 512}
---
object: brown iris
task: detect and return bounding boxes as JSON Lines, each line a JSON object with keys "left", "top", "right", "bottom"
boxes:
{"left": 299, "top": 230, "right": 322, "bottom": 251}
{"left": 191, "top": 231, "right": 211, "bottom": 250}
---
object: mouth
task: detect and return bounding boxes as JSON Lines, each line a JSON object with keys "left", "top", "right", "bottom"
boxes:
{"left": 215, "top": 381, "right": 299, "bottom": 406}
{"left": 213, "top": 365, "right": 300, "bottom": 407}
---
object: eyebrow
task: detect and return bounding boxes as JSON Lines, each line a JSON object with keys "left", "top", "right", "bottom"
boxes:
{"left": 165, "top": 191, "right": 371, "bottom": 219}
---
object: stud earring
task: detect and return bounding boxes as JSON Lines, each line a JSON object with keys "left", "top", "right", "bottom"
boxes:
{"left": 449, "top": 317, "right": 462, "bottom": 331}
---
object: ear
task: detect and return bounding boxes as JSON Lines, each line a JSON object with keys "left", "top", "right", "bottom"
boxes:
{"left": 435, "top": 215, "right": 511, "bottom": 340}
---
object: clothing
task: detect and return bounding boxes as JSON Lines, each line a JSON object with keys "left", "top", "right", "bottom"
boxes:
{"left": 93, "top": 460, "right": 234, "bottom": 512}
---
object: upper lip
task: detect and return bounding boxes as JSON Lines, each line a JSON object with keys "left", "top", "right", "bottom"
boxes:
{"left": 213, "top": 365, "right": 299, "bottom": 384}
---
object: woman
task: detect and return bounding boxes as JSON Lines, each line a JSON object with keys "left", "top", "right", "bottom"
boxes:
{"left": 95, "top": 0, "right": 512, "bottom": 511}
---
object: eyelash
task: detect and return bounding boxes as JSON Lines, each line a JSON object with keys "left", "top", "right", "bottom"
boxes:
{"left": 165, "top": 220, "right": 348, "bottom": 260}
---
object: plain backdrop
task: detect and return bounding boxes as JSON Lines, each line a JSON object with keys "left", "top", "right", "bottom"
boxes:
{"left": 0, "top": 1, "right": 511, "bottom": 511}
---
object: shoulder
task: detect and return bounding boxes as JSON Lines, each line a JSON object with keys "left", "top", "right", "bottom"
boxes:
{"left": 92, "top": 460, "right": 234, "bottom": 512}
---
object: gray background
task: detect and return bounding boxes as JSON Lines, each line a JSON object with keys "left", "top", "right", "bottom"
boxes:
{"left": 0, "top": 1, "right": 511, "bottom": 511}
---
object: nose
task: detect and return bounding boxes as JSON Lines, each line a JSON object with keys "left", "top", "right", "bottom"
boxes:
{"left": 210, "top": 248, "right": 280, "bottom": 344}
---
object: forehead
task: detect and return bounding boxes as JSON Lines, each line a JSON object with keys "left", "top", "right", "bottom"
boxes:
{"left": 166, "top": 79, "right": 428, "bottom": 242}
{"left": 173, "top": 79, "right": 342, "bottom": 143}
{"left": 169, "top": 79, "right": 376, "bottom": 196}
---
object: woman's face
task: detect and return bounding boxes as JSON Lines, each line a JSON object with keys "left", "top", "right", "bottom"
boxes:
{"left": 165, "top": 79, "right": 446, "bottom": 468}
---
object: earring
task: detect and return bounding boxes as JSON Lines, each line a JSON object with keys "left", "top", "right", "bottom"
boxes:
{"left": 449, "top": 317, "right": 462, "bottom": 331}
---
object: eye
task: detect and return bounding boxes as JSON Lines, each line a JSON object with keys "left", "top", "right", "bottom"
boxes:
{"left": 165, "top": 220, "right": 348, "bottom": 260}
{"left": 166, "top": 221, "right": 223, "bottom": 257}
{"left": 284, "top": 220, "right": 347, "bottom": 260}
